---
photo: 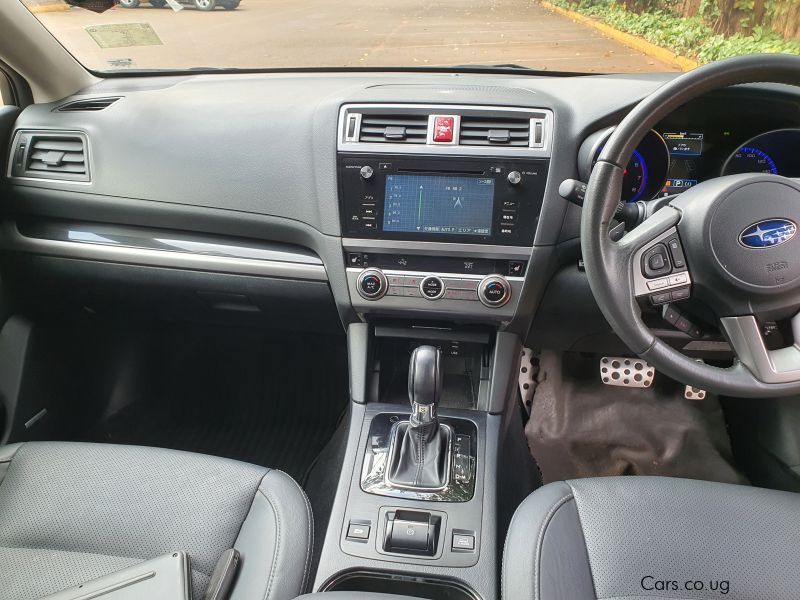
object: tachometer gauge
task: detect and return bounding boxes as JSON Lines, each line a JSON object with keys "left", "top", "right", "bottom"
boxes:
{"left": 580, "top": 128, "right": 670, "bottom": 203}
{"left": 623, "top": 150, "right": 649, "bottom": 202}
{"left": 723, "top": 146, "right": 778, "bottom": 175}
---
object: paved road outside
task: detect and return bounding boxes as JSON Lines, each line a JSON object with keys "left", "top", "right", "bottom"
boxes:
{"left": 33, "top": 0, "right": 677, "bottom": 73}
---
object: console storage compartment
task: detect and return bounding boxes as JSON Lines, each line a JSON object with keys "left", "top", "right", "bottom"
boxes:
{"left": 323, "top": 570, "right": 479, "bottom": 600}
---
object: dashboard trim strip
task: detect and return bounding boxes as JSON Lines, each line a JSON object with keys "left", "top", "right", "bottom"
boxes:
{"left": 0, "top": 222, "right": 329, "bottom": 281}
{"left": 342, "top": 238, "right": 534, "bottom": 258}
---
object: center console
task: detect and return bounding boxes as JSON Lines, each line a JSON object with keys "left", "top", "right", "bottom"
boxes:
{"left": 337, "top": 103, "right": 553, "bottom": 322}
{"left": 313, "top": 103, "right": 551, "bottom": 600}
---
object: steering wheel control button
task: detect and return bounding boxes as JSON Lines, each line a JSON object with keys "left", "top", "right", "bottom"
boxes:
{"left": 649, "top": 253, "right": 665, "bottom": 270}
{"left": 671, "top": 286, "right": 691, "bottom": 301}
{"left": 642, "top": 244, "right": 672, "bottom": 278}
{"left": 650, "top": 291, "right": 672, "bottom": 306}
{"left": 420, "top": 276, "right": 445, "bottom": 300}
{"left": 669, "top": 273, "right": 689, "bottom": 286}
{"left": 662, "top": 305, "right": 702, "bottom": 338}
{"left": 347, "top": 522, "right": 371, "bottom": 541}
{"left": 647, "top": 278, "right": 669, "bottom": 291}
{"left": 666, "top": 237, "right": 687, "bottom": 269}
{"left": 357, "top": 269, "right": 387, "bottom": 300}
{"left": 479, "top": 275, "right": 510, "bottom": 307}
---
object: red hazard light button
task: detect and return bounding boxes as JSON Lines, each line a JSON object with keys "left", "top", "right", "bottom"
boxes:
{"left": 433, "top": 116, "right": 455, "bottom": 143}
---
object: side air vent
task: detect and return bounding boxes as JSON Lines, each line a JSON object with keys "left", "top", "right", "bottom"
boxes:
{"left": 359, "top": 114, "right": 428, "bottom": 144}
{"left": 8, "top": 131, "right": 90, "bottom": 182}
{"left": 56, "top": 97, "right": 121, "bottom": 112}
{"left": 459, "top": 116, "right": 530, "bottom": 147}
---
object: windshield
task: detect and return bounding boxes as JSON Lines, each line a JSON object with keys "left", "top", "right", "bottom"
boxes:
{"left": 21, "top": 0, "right": 800, "bottom": 74}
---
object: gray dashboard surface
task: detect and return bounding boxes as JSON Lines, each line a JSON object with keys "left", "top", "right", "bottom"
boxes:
{"left": 7, "top": 71, "right": 674, "bottom": 242}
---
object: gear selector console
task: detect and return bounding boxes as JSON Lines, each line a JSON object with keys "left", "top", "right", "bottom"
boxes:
{"left": 360, "top": 346, "right": 478, "bottom": 502}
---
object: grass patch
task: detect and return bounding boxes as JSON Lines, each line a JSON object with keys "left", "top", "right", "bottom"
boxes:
{"left": 547, "top": 0, "right": 800, "bottom": 63}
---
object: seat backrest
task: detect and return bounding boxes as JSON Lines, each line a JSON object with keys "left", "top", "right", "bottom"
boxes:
{"left": 503, "top": 476, "right": 800, "bottom": 600}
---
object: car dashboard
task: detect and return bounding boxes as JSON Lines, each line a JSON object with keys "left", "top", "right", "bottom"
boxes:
{"left": 1, "top": 72, "right": 799, "bottom": 353}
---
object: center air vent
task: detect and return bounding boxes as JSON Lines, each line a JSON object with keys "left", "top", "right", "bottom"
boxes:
{"left": 8, "top": 131, "right": 90, "bottom": 182}
{"left": 56, "top": 97, "right": 120, "bottom": 112}
{"left": 359, "top": 114, "right": 428, "bottom": 144}
{"left": 459, "top": 116, "right": 530, "bottom": 147}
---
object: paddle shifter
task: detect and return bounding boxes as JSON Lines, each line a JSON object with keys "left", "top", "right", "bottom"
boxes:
{"left": 386, "top": 345, "right": 453, "bottom": 491}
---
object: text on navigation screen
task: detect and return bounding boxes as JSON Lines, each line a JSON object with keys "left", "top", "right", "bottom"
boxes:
{"left": 383, "top": 174, "right": 495, "bottom": 235}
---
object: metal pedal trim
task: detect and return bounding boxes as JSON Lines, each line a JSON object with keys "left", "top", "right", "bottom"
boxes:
{"left": 600, "top": 356, "right": 654, "bottom": 388}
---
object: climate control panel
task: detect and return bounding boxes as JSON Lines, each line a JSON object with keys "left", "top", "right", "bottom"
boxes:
{"left": 345, "top": 249, "right": 526, "bottom": 320}
{"left": 356, "top": 268, "right": 511, "bottom": 308}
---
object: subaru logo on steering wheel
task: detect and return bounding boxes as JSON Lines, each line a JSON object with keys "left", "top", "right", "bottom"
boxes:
{"left": 739, "top": 219, "right": 797, "bottom": 249}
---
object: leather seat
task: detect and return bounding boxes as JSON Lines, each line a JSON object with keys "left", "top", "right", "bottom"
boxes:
{"left": 504, "top": 476, "right": 800, "bottom": 600}
{"left": 0, "top": 441, "right": 312, "bottom": 600}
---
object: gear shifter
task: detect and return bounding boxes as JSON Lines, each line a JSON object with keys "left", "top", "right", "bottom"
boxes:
{"left": 386, "top": 346, "right": 452, "bottom": 491}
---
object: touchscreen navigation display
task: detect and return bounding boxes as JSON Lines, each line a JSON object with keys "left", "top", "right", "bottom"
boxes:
{"left": 383, "top": 174, "right": 495, "bottom": 235}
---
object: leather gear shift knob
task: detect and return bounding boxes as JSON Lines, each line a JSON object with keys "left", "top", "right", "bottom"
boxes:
{"left": 408, "top": 345, "right": 442, "bottom": 408}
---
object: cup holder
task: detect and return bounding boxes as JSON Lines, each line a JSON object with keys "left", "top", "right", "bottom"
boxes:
{"left": 322, "top": 569, "right": 480, "bottom": 600}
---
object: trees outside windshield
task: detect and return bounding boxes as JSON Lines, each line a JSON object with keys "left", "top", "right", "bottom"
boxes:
{"left": 20, "top": 0, "right": 800, "bottom": 73}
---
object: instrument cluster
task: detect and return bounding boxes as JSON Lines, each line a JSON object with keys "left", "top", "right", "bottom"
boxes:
{"left": 580, "top": 93, "right": 800, "bottom": 203}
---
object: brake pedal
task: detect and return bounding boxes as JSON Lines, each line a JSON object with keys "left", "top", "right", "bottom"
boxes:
{"left": 600, "top": 356, "right": 654, "bottom": 388}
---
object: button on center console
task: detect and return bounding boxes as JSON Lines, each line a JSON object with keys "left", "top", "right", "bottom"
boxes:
{"left": 478, "top": 275, "right": 510, "bottom": 307}
{"left": 383, "top": 509, "right": 441, "bottom": 556}
{"left": 420, "top": 275, "right": 445, "bottom": 300}
{"left": 357, "top": 268, "right": 388, "bottom": 300}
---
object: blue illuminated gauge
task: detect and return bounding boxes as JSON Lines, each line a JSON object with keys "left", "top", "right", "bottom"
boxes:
{"left": 723, "top": 146, "right": 779, "bottom": 175}
{"left": 587, "top": 129, "right": 669, "bottom": 203}
{"left": 623, "top": 150, "right": 649, "bottom": 203}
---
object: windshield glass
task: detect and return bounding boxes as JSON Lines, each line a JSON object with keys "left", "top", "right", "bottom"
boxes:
{"left": 21, "top": 0, "right": 800, "bottom": 74}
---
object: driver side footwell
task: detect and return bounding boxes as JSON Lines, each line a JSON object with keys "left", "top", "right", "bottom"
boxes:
{"left": 526, "top": 351, "right": 747, "bottom": 485}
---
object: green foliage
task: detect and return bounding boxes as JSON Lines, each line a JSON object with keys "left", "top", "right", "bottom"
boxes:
{"left": 551, "top": 0, "right": 800, "bottom": 63}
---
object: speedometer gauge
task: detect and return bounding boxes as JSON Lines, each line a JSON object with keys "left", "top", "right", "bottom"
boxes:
{"left": 723, "top": 146, "right": 778, "bottom": 175}
{"left": 722, "top": 129, "right": 800, "bottom": 177}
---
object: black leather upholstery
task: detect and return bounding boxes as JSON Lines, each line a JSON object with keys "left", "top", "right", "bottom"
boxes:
{"left": 504, "top": 476, "right": 800, "bottom": 600}
{"left": 0, "top": 441, "right": 312, "bottom": 600}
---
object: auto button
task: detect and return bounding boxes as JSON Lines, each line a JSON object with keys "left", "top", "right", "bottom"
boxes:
{"left": 478, "top": 275, "right": 510, "bottom": 307}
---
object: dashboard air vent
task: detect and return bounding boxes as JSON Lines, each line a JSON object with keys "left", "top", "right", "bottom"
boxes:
{"left": 459, "top": 116, "right": 530, "bottom": 147}
{"left": 359, "top": 114, "right": 428, "bottom": 144}
{"left": 56, "top": 97, "right": 121, "bottom": 112}
{"left": 9, "top": 132, "right": 90, "bottom": 182}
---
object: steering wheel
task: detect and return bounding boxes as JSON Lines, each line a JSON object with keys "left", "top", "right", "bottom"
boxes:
{"left": 582, "top": 53, "right": 800, "bottom": 398}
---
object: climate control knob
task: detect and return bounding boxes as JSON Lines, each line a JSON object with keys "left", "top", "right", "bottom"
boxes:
{"left": 357, "top": 268, "right": 387, "bottom": 300}
{"left": 478, "top": 275, "right": 511, "bottom": 307}
{"left": 420, "top": 275, "right": 445, "bottom": 300}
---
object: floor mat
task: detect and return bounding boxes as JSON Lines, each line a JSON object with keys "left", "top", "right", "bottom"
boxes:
{"left": 526, "top": 351, "right": 747, "bottom": 485}
{"left": 87, "top": 324, "right": 349, "bottom": 484}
